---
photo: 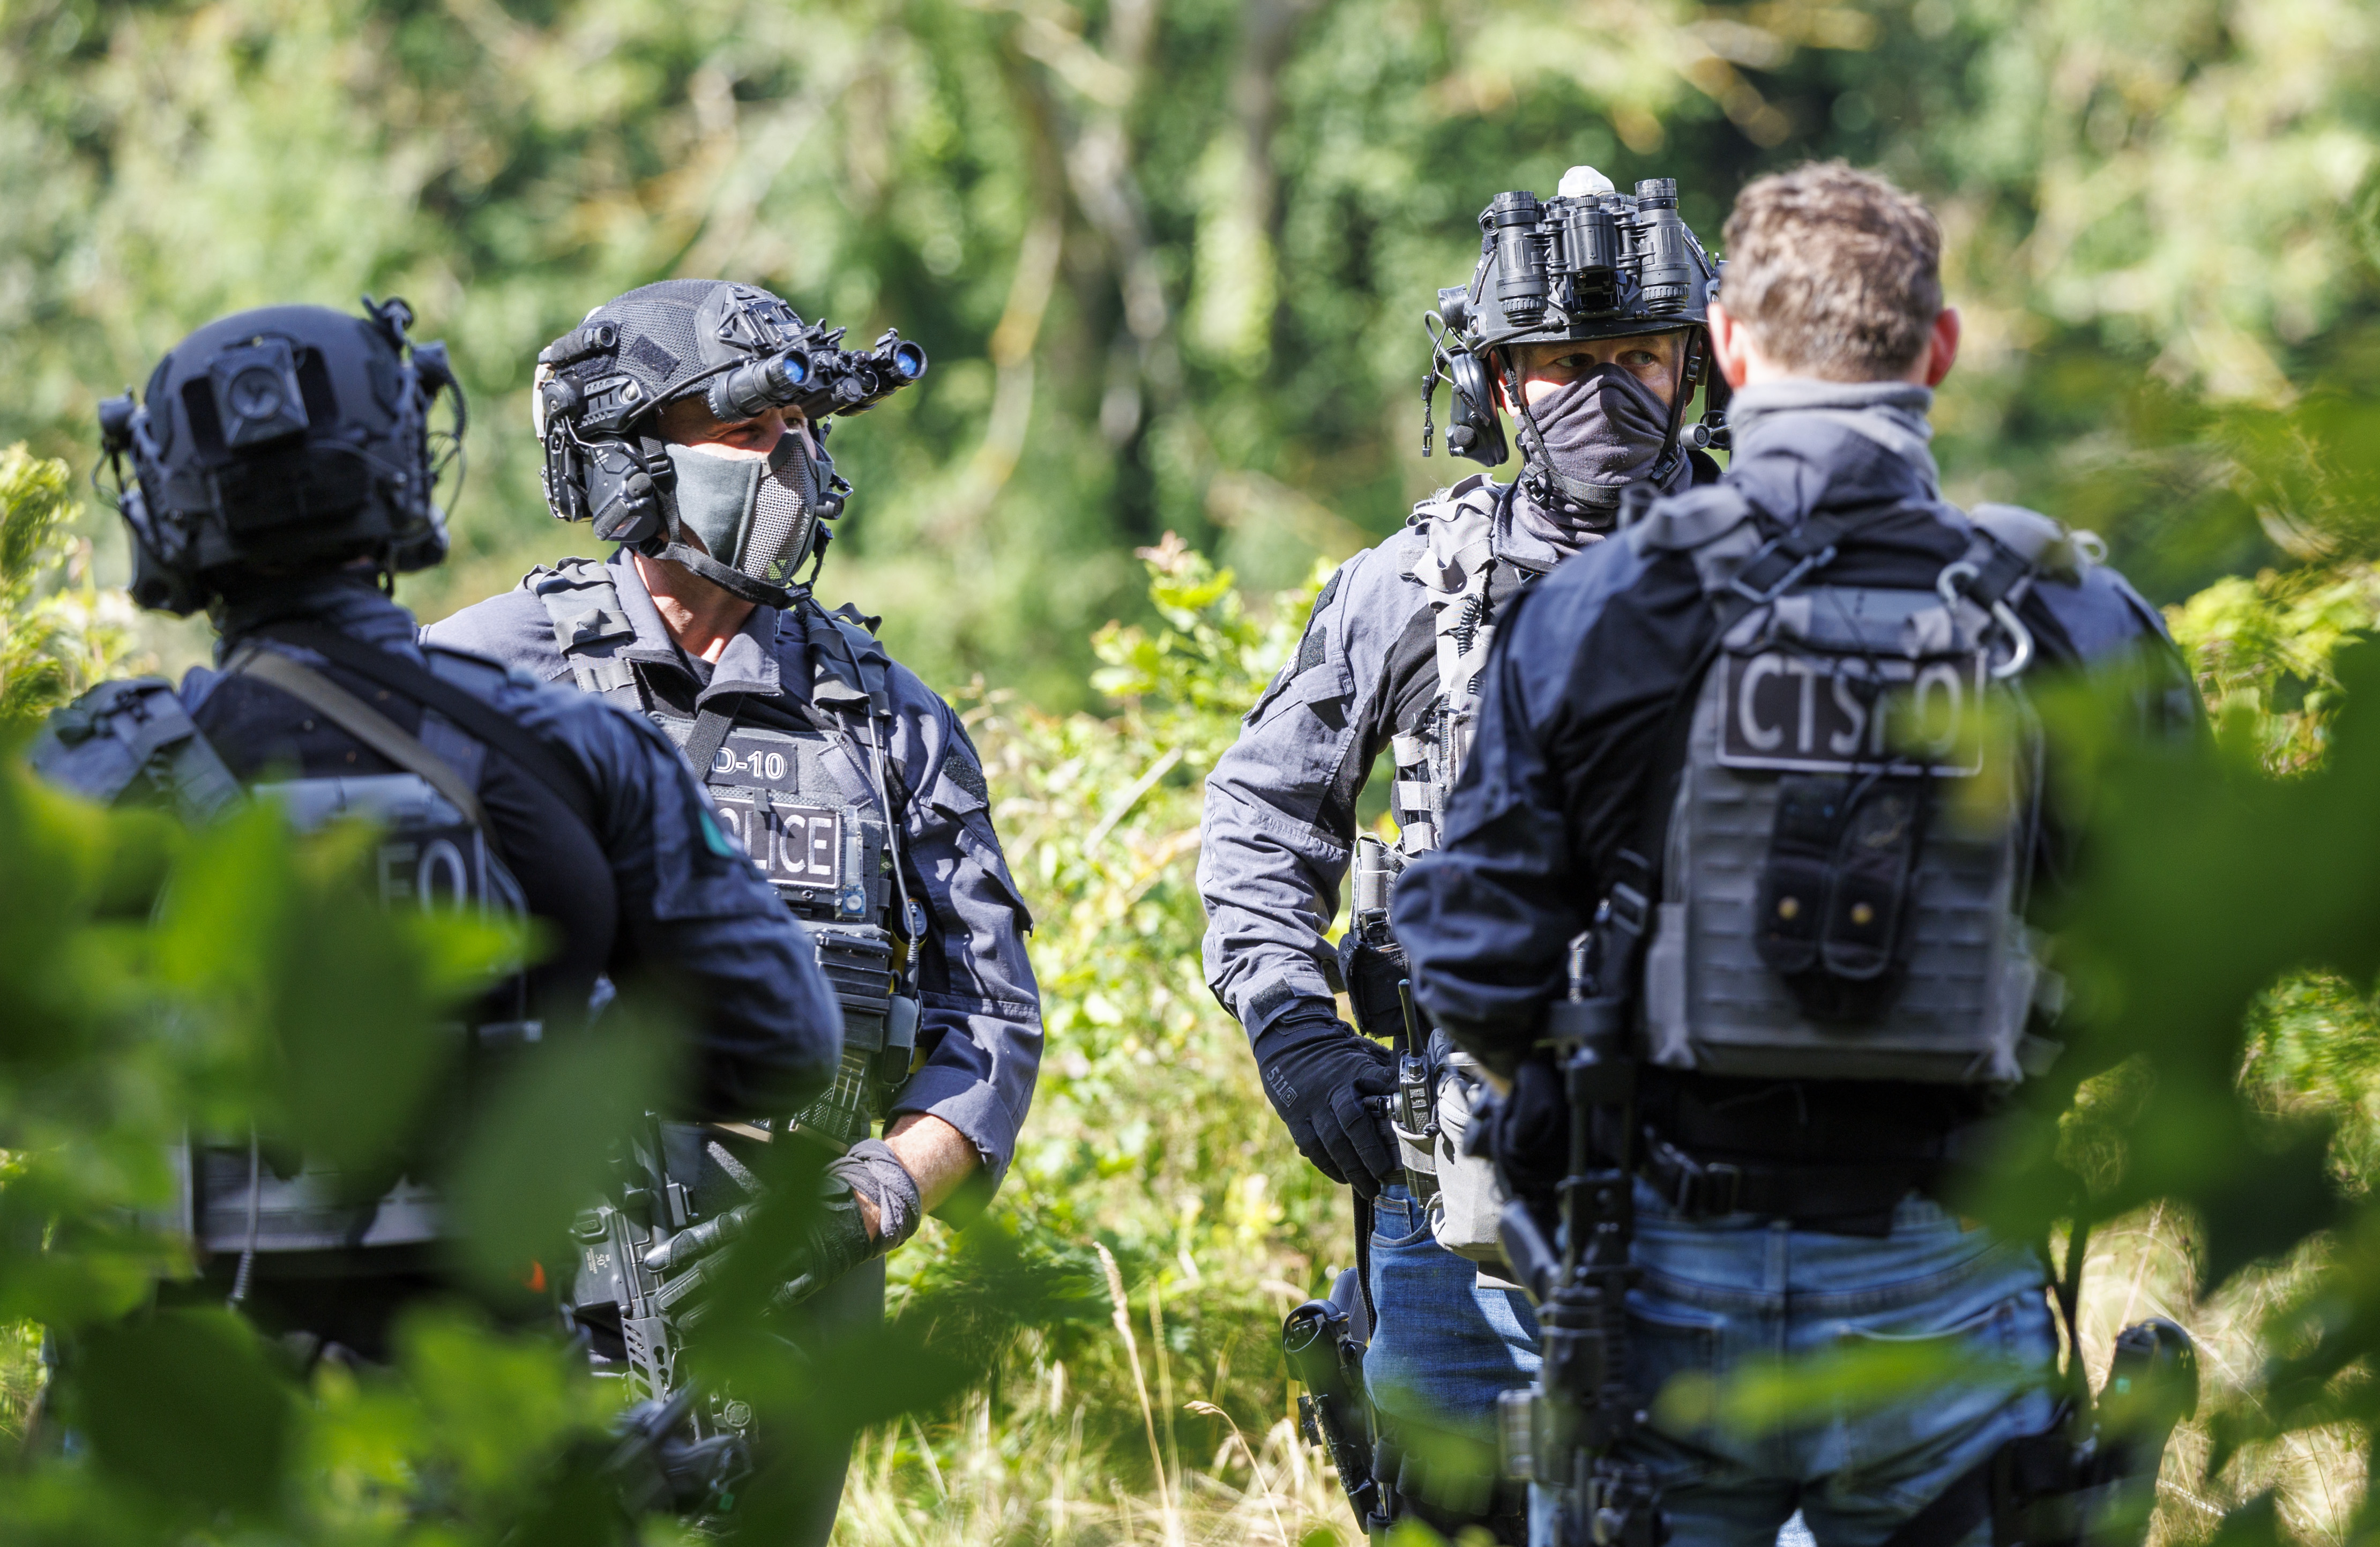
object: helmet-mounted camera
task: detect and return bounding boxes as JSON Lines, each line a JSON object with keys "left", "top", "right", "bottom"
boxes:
{"left": 93, "top": 297, "right": 466, "bottom": 615}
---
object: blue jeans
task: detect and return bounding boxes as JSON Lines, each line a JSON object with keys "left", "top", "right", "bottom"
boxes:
{"left": 1366, "top": 1185, "right": 1542, "bottom": 1428}
{"left": 1533, "top": 1184, "right": 2057, "bottom": 1547}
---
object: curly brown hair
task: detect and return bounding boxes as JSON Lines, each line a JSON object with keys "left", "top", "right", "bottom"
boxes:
{"left": 1719, "top": 161, "right": 1943, "bottom": 380}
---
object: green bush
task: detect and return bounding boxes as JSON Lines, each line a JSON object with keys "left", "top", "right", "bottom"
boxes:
{"left": 0, "top": 446, "right": 136, "bottom": 732}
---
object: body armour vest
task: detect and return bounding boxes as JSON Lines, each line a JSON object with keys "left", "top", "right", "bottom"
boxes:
{"left": 31, "top": 662, "right": 536, "bottom": 1264}
{"left": 1387, "top": 475, "right": 1539, "bottom": 859}
{"left": 1623, "top": 490, "right": 2084, "bottom": 1086}
{"left": 1362, "top": 475, "right": 1549, "bottom": 1266}
{"left": 528, "top": 557, "right": 919, "bottom": 1149}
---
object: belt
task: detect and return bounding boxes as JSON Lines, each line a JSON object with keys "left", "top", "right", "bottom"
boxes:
{"left": 1639, "top": 1136, "right": 1944, "bottom": 1234}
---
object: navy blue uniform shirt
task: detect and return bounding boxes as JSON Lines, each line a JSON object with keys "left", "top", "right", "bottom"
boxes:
{"left": 1392, "top": 389, "right": 2193, "bottom": 1065}
{"left": 427, "top": 550, "right": 1043, "bottom": 1192}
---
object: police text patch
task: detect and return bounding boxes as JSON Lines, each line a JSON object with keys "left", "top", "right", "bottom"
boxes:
{"left": 1716, "top": 650, "right": 1987, "bottom": 777}
{"left": 706, "top": 730, "right": 801, "bottom": 790}
{"left": 711, "top": 798, "right": 841, "bottom": 888}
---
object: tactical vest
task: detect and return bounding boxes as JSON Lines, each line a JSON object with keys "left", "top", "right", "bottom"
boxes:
{"left": 31, "top": 660, "right": 536, "bottom": 1263}
{"left": 1621, "top": 491, "right": 2084, "bottom": 1087}
{"left": 1376, "top": 475, "right": 1548, "bottom": 1267}
{"left": 1388, "top": 475, "right": 1535, "bottom": 857}
{"left": 527, "top": 558, "right": 919, "bottom": 1149}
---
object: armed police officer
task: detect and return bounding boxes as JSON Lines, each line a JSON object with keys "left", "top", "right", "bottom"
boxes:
{"left": 1394, "top": 164, "right": 2198, "bottom": 1547}
{"left": 1200, "top": 167, "right": 1728, "bottom": 1541}
{"left": 425, "top": 278, "right": 1042, "bottom": 1542}
{"left": 32, "top": 299, "right": 842, "bottom": 1361}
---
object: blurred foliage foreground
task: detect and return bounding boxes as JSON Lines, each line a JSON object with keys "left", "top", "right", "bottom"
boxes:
{"left": 18, "top": 427, "right": 2380, "bottom": 1547}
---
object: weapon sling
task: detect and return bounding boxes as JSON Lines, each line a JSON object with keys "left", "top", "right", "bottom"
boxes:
{"left": 223, "top": 646, "right": 491, "bottom": 829}
{"left": 262, "top": 623, "right": 598, "bottom": 831}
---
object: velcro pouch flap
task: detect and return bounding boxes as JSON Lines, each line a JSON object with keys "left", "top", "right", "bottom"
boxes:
{"left": 1821, "top": 783, "right": 1925, "bottom": 982}
{"left": 1754, "top": 775, "right": 1842, "bottom": 977}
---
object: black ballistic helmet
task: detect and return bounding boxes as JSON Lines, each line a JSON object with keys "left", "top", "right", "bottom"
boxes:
{"left": 1422, "top": 166, "right": 1728, "bottom": 494}
{"left": 96, "top": 298, "right": 465, "bottom": 615}
{"left": 532, "top": 279, "right": 926, "bottom": 607}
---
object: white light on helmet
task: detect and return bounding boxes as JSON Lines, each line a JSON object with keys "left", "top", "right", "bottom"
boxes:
{"left": 1557, "top": 165, "right": 1616, "bottom": 199}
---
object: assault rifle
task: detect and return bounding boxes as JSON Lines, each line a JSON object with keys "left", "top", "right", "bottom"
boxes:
{"left": 573, "top": 1118, "right": 756, "bottom": 1519}
{"left": 1493, "top": 927, "right": 1667, "bottom": 1547}
{"left": 1489, "top": 920, "right": 2200, "bottom": 1547}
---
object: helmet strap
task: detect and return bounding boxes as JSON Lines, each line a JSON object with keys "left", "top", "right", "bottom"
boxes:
{"left": 650, "top": 536, "right": 803, "bottom": 612}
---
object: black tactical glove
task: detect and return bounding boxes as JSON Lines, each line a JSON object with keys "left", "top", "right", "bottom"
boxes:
{"left": 830, "top": 1137, "right": 922, "bottom": 1251}
{"left": 1487, "top": 1054, "right": 1569, "bottom": 1212}
{"left": 784, "top": 1139, "right": 922, "bottom": 1303}
{"left": 1254, "top": 1013, "right": 1402, "bottom": 1198}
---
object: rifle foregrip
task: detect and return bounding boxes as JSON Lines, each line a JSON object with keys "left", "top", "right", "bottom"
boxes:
{"left": 642, "top": 1203, "right": 751, "bottom": 1273}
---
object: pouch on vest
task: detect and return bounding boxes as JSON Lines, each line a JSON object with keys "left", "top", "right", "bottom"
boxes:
{"left": 1753, "top": 772, "right": 1932, "bottom": 1022}
{"left": 1638, "top": 584, "right": 2054, "bottom": 1084}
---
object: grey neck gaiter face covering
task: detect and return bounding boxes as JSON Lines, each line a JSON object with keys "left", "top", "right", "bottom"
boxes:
{"left": 662, "top": 433, "right": 819, "bottom": 589}
{"left": 1726, "top": 380, "right": 1939, "bottom": 497}
{"left": 1512, "top": 364, "right": 1687, "bottom": 550}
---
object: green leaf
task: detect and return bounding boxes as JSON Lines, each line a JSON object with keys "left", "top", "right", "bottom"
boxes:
{"left": 71, "top": 1308, "right": 294, "bottom": 1519}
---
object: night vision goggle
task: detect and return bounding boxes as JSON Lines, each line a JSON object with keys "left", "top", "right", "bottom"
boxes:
{"left": 1439, "top": 174, "right": 1714, "bottom": 344}
{"left": 536, "top": 311, "right": 928, "bottom": 436}
{"left": 700, "top": 324, "right": 928, "bottom": 425}
{"left": 1421, "top": 169, "right": 1726, "bottom": 470}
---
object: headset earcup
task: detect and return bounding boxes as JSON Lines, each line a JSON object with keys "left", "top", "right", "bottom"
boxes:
{"left": 591, "top": 472, "right": 660, "bottom": 545}
{"left": 1448, "top": 353, "right": 1509, "bottom": 468}
{"left": 580, "top": 442, "right": 666, "bottom": 545}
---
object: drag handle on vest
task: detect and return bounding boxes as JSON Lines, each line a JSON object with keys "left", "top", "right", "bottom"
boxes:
{"left": 1284, "top": 1271, "right": 1396, "bottom": 1537}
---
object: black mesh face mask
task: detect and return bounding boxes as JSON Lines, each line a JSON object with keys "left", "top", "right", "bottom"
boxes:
{"left": 661, "top": 432, "right": 821, "bottom": 600}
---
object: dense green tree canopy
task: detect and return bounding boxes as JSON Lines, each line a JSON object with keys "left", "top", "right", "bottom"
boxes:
{"left": 5, "top": 0, "right": 2376, "bottom": 700}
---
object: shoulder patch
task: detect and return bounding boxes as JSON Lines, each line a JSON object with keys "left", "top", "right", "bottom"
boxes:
{"left": 939, "top": 737, "right": 990, "bottom": 805}
{"left": 1295, "top": 619, "right": 1329, "bottom": 676}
